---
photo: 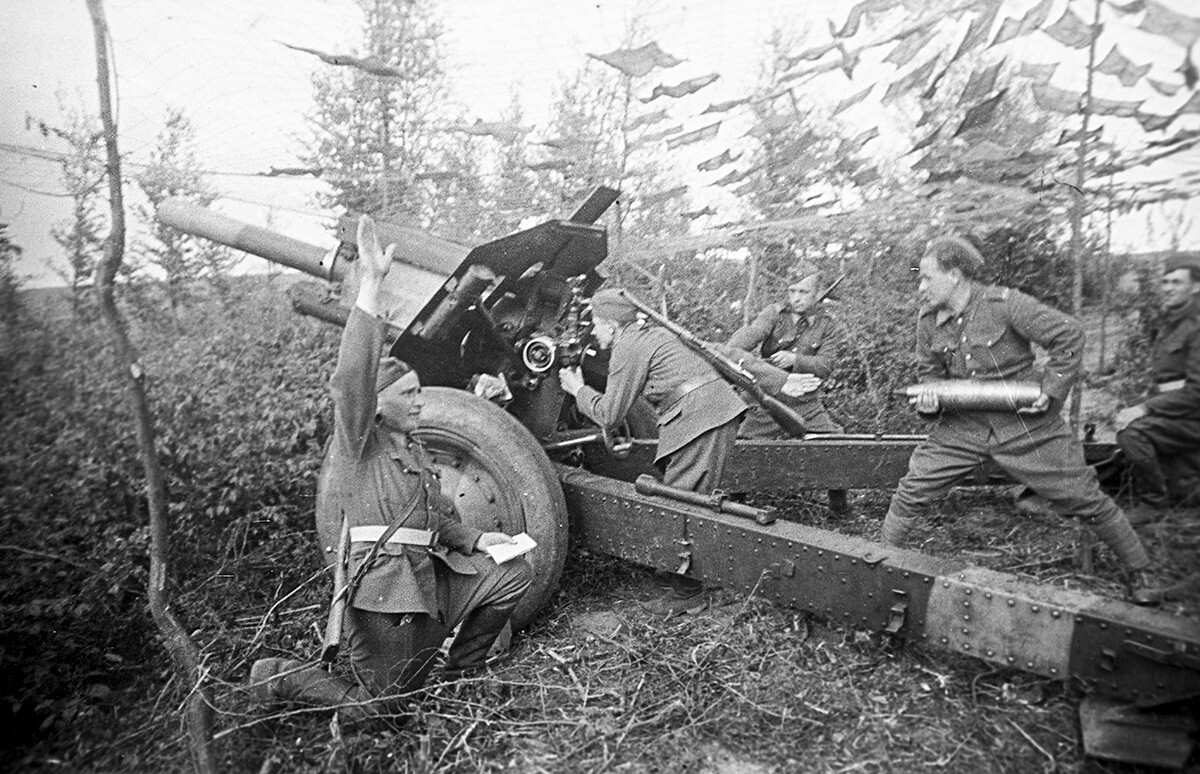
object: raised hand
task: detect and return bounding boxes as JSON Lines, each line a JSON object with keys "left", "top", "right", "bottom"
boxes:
{"left": 356, "top": 214, "right": 396, "bottom": 282}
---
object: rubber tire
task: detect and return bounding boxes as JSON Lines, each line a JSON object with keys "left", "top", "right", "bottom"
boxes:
{"left": 414, "top": 387, "right": 567, "bottom": 631}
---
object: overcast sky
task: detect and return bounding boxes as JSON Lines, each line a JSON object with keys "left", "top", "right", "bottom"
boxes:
{"left": 2, "top": 0, "right": 1198, "bottom": 287}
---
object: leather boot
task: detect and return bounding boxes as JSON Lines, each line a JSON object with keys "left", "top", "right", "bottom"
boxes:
{"left": 248, "top": 658, "right": 375, "bottom": 722}
{"left": 879, "top": 506, "right": 916, "bottom": 546}
{"left": 445, "top": 606, "right": 519, "bottom": 675}
{"left": 1087, "top": 510, "right": 1150, "bottom": 570}
{"left": 1125, "top": 570, "right": 1169, "bottom": 607}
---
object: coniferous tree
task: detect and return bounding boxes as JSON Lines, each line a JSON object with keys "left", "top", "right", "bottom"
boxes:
{"left": 136, "top": 107, "right": 234, "bottom": 314}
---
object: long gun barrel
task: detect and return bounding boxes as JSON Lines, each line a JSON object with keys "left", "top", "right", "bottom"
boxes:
{"left": 893, "top": 380, "right": 1043, "bottom": 412}
{"left": 157, "top": 197, "right": 345, "bottom": 282}
{"left": 617, "top": 290, "right": 811, "bottom": 438}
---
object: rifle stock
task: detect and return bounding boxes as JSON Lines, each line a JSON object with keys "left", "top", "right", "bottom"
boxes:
{"left": 320, "top": 516, "right": 351, "bottom": 665}
{"left": 616, "top": 290, "right": 810, "bottom": 438}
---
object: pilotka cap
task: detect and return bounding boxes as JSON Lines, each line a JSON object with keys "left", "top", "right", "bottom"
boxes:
{"left": 589, "top": 288, "right": 640, "bottom": 324}
{"left": 376, "top": 356, "right": 414, "bottom": 393}
{"left": 787, "top": 260, "right": 822, "bottom": 285}
{"left": 1164, "top": 253, "right": 1200, "bottom": 275}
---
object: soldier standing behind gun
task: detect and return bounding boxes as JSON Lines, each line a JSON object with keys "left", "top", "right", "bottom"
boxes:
{"left": 728, "top": 260, "right": 844, "bottom": 436}
{"left": 728, "top": 261, "right": 848, "bottom": 511}
{"left": 558, "top": 288, "right": 749, "bottom": 494}
{"left": 248, "top": 215, "right": 531, "bottom": 723}
{"left": 879, "top": 235, "right": 1167, "bottom": 605}
{"left": 1115, "top": 254, "right": 1200, "bottom": 515}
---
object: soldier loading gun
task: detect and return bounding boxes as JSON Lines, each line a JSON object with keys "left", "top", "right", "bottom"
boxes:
{"left": 880, "top": 235, "right": 1170, "bottom": 605}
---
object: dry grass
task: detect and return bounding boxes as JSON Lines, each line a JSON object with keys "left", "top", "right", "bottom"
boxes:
{"left": 201, "top": 544, "right": 1192, "bottom": 774}
{"left": 56, "top": 502, "right": 1193, "bottom": 774}
{"left": 8, "top": 486, "right": 1197, "bottom": 772}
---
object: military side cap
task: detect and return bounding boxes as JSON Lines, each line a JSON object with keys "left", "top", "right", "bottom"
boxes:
{"left": 376, "top": 356, "right": 414, "bottom": 393}
{"left": 589, "top": 288, "right": 639, "bottom": 324}
{"left": 926, "top": 235, "right": 985, "bottom": 276}
{"left": 1164, "top": 253, "right": 1200, "bottom": 275}
{"left": 787, "top": 260, "right": 822, "bottom": 284}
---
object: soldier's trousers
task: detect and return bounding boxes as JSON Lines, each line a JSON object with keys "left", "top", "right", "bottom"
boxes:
{"left": 661, "top": 416, "right": 740, "bottom": 494}
{"left": 346, "top": 552, "right": 531, "bottom": 703}
{"left": 1116, "top": 414, "right": 1200, "bottom": 504}
{"left": 884, "top": 416, "right": 1149, "bottom": 570}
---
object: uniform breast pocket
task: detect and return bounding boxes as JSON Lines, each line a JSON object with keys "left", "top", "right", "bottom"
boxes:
{"left": 966, "top": 322, "right": 1007, "bottom": 367}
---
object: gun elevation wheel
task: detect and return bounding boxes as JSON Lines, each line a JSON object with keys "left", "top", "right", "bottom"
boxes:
{"left": 415, "top": 387, "right": 568, "bottom": 630}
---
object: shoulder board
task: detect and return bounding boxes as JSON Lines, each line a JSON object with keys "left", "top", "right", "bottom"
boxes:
{"left": 982, "top": 285, "right": 1012, "bottom": 301}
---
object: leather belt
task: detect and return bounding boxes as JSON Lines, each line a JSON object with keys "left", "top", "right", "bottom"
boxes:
{"left": 349, "top": 526, "right": 437, "bottom": 547}
{"left": 1156, "top": 379, "right": 1185, "bottom": 393}
{"left": 660, "top": 376, "right": 721, "bottom": 410}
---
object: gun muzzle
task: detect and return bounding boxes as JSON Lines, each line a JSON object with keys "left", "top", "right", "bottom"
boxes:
{"left": 893, "top": 380, "right": 1042, "bottom": 412}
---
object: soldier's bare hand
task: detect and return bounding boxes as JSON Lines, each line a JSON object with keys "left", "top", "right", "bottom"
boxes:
{"left": 1017, "top": 392, "right": 1051, "bottom": 415}
{"left": 476, "top": 532, "right": 517, "bottom": 551}
{"left": 768, "top": 350, "right": 797, "bottom": 369}
{"left": 911, "top": 385, "right": 940, "bottom": 414}
{"left": 1115, "top": 404, "right": 1147, "bottom": 430}
{"left": 356, "top": 214, "right": 396, "bottom": 281}
{"left": 559, "top": 366, "right": 585, "bottom": 396}
{"left": 781, "top": 373, "right": 821, "bottom": 397}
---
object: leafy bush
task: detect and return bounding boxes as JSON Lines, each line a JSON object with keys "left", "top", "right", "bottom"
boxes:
{"left": 0, "top": 276, "right": 340, "bottom": 767}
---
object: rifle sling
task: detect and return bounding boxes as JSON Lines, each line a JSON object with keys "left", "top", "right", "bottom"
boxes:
{"left": 339, "top": 468, "right": 430, "bottom": 608}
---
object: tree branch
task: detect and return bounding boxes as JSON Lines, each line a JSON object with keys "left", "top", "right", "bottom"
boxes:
{"left": 84, "top": 2, "right": 217, "bottom": 771}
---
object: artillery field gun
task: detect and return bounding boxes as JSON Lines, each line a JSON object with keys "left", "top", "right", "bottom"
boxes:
{"left": 158, "top": 190, "right": 1199, "bottom": 768}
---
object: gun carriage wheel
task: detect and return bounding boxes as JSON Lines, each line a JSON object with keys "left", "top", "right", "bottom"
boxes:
{"left": 414, "top": 387, "right": 568, "bottom": 630}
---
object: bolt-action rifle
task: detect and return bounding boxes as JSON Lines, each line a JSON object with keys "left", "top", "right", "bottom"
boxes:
{"left": 617, "top": 290, "right": 811, "bottom": 438}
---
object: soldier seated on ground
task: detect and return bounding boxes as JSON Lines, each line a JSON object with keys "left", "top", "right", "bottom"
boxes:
{"left": 1115, "top": 254, "right": 1200, "bottom": 519}
{"left": 726, "top": 260, "right": 849, "bottom": 512}
{"left": 879, "top": 235, "right": 1169, "bottom": 605}
{"left": 248, "top": 216, "right": 530, "bottom": 725}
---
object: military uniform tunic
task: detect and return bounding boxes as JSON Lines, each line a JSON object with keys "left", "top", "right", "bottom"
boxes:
{"left": 1116, "top": 296, "right": 1200, "bottom": 503}
{"left": 887, "top": 283, "right": 1149, "bottom": 569}
{"left": 316, "top": 306, "right": 530, "bottom": 697}
{"left": 727, "top": 302, "right": 843, "bottom": 436}
{"left": 574, "top": 322, "right": 748, "bottom": 492}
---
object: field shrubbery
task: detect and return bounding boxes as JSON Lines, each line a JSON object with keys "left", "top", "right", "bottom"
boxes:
{"left": 0, "top": 237, "right": 1188, "bottom": 771}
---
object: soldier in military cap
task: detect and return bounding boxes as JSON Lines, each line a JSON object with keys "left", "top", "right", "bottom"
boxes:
{"left": 559, "top": 288, "right": 749, "bottom": 494}
{"left": 1115, "top": 253, "right": 1200, "bottom": 513}
{"left": 880, "top": 235, "right": 1165, "bottom": 604}
{"left": 248, "top": 216, "right": 531, "bottom": 722}
{"left": 727, "top": 259, "right": 848, "bottom": 510}
{"left": 727, "top": 260, "right": 844, "bottom": 436}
